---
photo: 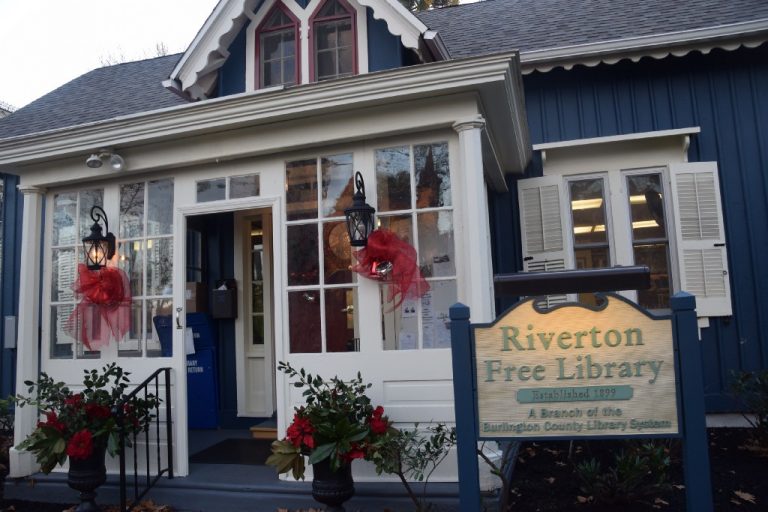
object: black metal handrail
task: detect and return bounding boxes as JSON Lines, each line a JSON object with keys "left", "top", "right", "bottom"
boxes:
{"left": 113, "top": 367, "right": 174, "bottom": 512}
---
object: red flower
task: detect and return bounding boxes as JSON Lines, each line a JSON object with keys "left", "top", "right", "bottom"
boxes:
{"left": 372, "top": 406, "right": 384, "bottom": 419}
{"left": 38, "top": 411, "right": 65, "bottom": 432}
{"left": 286, "top": 414, "right": 315, "bottom": 449}
{"left": 64, "top": 393, "right": 83, "bottom": 407}
{"left": 85, "top": 403, "right": 111, "bottom": 420}
{"left": 368, "top": 405, "right": 388, "bottom": 435}
{"left": 66, "top": 430, "right": 94, "bottom": 460}
{"left": 341, "top": 443, "right": 366, "bottom": 463}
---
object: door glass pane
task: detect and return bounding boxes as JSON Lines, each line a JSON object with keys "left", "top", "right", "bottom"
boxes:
{"left": 417, "top": 211, "right": 455, "bottom": 278}
{"left": 252, "top": 316, "right": 265, "bottom": 345}
{"left": 324, "top": 221, "right": 352, "bottom": 284}
{"left": 120, "top": 183, "right": 145, "bottom": 238}
{"left": 52, "top": 193, "right": 77, "bottom": 246}
{"left": 326, "top": 288, "right": 358, "bottom": 352}
{"left": 147, "top": 179, "right": 173, "bottom": 235}
{"left": 288, "top": 290, "right": 321, "bottom": 353}
{"left": 147, "top": 299, "right": 172, "bottom": 357}
{"left": 196, "top": 179, "right": 226, "bottom": 203}
{"left": 321, "top": 153, "right": 353, "bottom": 217}
{"left": 50, "top": 304, "right": 75, "bottom": 358}
{"left": 230, "top": 174, "right": 260, "bottom": 199}
{"left": 634, "top": 243, "right": 671, "bottom": 309}
{"left": 287, "top": 224, "right": 318, "bottom": 285}
{"left": 376, "top": 147, "right": 411, "bottom": 212}
{"left": 415, "top": 142, "right": 451, "bottom": 208}
{"left": 422, "top": 280, "right": 456, "bottom": 349}
{"left": 118, "top": 240, "right": 143, "bottom": 296}
{"left": 286, "top": 159, "right": 318, "bottom": 220}
{"left": 627, "top": 174, "right": 667, "bottom": 241}
{"left": 146, "top": 238, "right": 173, "bottom": 296}
{"left": 51, "top": 248, "right": 76, "bottom": 301}
{"left": 569, "top": 178, "right": 608, "bottom": 245}
{"left": 382, "top": 290, "right": 418, "bottom": 350}
{"left": 79, "top": 190, "right": 104, "bottom": 239}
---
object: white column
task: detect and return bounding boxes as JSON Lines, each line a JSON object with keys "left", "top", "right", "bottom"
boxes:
{"left": 10, "top": 185, "right": 45, "bottom": 477}
{"left": 453, "top": 116, "right": 495, "bottom": 323}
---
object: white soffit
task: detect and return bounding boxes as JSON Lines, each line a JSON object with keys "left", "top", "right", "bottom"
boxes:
{"left": 520, "top": 19, "right": 768, "bottom": 74}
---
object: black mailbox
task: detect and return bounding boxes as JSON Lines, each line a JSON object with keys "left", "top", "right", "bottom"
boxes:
{"left": 212, "top": 279, "right": 238, "bottom": 319}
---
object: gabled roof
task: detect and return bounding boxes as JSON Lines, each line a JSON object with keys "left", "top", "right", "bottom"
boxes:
{"left": 418, "top": 0, "right": 768, "bottom": 72}
{"left": 0, "top": 55, "right": 188, "bottom": 140}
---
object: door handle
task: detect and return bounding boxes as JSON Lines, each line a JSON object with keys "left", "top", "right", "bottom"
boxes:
{"left": 176, "top": 307, "right": 183, "bottom": 330}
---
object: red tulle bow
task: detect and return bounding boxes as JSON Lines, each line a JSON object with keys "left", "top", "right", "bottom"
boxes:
{"left": 69, "top": 264, "right": 131, "bottom": 351}
{"left": 352, "top": 229, "right": 429, "bottom": 309}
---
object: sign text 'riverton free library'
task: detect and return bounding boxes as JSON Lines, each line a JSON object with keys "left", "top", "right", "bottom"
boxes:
{"left": 474, "top": 295, "right": 679, "bottom": 438}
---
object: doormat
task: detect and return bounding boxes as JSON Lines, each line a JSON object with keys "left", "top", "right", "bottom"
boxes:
{"left": 189, "top": 438, "right": 274, "bottom": 465}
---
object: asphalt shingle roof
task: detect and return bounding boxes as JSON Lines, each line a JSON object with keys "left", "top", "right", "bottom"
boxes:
{"left": 0, "top": 54, "right": 188, "bottom": 140}
{"left": 3, "top": 1, "right": 768, "bottom": 141}
{"left": 417, "top": 0, "right": 768, "bottom": 58}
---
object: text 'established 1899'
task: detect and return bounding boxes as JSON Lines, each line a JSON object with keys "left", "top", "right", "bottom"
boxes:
{"left": 473, "top": 295, "right": 679, "bottom": 438}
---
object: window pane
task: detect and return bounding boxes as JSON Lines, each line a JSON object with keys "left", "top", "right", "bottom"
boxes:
{"left": 51, "top": 248, "right": 76, "bottom": 301}
{"left": 634, "top": 243, "right": 671, "bottom": 310}
{"left": 382, "top": 291, "right": 419, "bottom": 350}
{"left": 282, "top": 31, "right": 296, "bottom": 57}
{"left": 321, "top": 153, "right": 353, "bottom": 217}
{"left": 326, "top": 288, "right": 358, "bottom": 352}
{"left": 147, "top": 179, "right": 173, "bottom": 235}
{"left": 252, "top": 315, "right": 265, "bottom": 345}
{"left": 316, "top": 22, "right": 337, "bottom": 50}
{"left": 376, "top": 147, "right": 411, "bottom": 211}
{"left": 146, "top": 238, "right": 173, "bottom": 296}
{"left": 318, "top": 0, "right": 347, "bottom": 17}
{"left": 265, "top": 60, "right": 281, "bottom": 87}
{"left": 79, "top": 190, "right": 104, "bottom": 239}
{"left": 287, "top": 224, "right": 319, "bottom": 285}
{"left": 377, "top": 214, "right": 413, "bottom": 245}
{"left": 252, "top": 283, "right": 264, "bottom": 313}
{"left": 230, "top": 174, "right": 260, "bottom": 199}
{"left": 262, "top": 33, "right": 282, "bottom": 61}
{"left": 120, "top": 183, "right": 145, "bottom": 238}
{"left": 415, "top": 143, "right": 450, "bottom": 208}
{"left": 288, "top": 290, "right": 321, "bottom": 353}
{"left": 627, "top": 174, "right": 667, "bottom": 241}
{"left": 118, "top": 240, "right": 143, "bottom": 296}
{"left": 575, "top": 247, "right": 610, "bottom": 306}
{"left": 337, "top": 20, "right": 353, "bottom": 47}
{"left": 50, "top": 304, "right": 75, "bottom": 358}
{"left": 422, "top": 280, "right": 456, "bottom": 349}
{"left": 338, "top": 47, "right": 353, "bottom": 75}
{"left": 52, "top": 193, "right": 77, "bottom": 246}
{"left": 283, "top": 57, "right": 296, "bottom": 85}
{"left": 265, "top": 8, "right": 292, "bottom": 28}
{"left": 286, "top": 159, "right": 318, "bottom": 220}
{"left": 196, "top": 178, "right": 226, "bottom": 202}
{"left": 324, "top": 221, "right": 352, "bottom": 284}
{"left": 417, "top": 211, "right": 455, "bottom": 278}
{"left": 569, "top": 178, "right": 608, "bottom": 246}
{"left": 316, "top": 50, "right": 336, "bottom": 80}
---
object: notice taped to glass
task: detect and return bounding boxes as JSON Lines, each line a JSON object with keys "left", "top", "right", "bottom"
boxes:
{"left": 474, "top": 295, "right": 679, "bottom": 439}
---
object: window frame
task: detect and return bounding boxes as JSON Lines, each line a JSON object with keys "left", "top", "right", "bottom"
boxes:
{"left": 254, "top": 2, "right": 301, "bottom": 90}
{"left": 309, "top": 0, "right": 358, "bottom": 82}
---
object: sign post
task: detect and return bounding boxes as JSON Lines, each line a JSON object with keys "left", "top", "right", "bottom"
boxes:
{"left": 449, "top": 291, "right": 713, "bottom": 512}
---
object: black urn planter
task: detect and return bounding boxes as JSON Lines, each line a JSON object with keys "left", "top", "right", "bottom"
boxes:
{"left": 67, "top": 444, "right": 107, "bottom": 512}
{"left": 311, "top": 458, "right": 354, "bottom": 512}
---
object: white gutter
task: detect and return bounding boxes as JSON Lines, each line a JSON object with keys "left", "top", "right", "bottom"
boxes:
{"left": 518, "top": 18, "right": 768, "bottom": 73}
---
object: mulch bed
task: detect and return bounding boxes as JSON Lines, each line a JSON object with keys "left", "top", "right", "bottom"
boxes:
{"left": 2, "top": 429, "right": 765, "bottom": 511}
{"left": 505, "top": 428, "right": 766, "bottom": 511}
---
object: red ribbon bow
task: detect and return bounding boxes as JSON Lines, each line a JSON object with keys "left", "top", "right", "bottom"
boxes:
{"left": 69, "top": 264, "right": 131, "bottom": 350}
{"left": 352, "top": 229, "right": 429, "bottom": 309}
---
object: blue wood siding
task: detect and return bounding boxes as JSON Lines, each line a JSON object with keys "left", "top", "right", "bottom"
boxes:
{"left": 0, "top": 174, "right": 22, "bottom": 397}
{"left": 367, "top": 8, "right": 406, "bottom": 72}
{"left": 218, "top": 25, "right": 248, "bottom": 97}
{"left": 490, "top": 44, "right": 768, "bottom": 411}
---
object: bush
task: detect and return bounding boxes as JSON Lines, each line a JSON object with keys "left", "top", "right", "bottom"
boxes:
{"left": 574, "top": 441, "right": 671, "bottom": 505}
{"left": 730, "top": 369, "right": 768, "bottom": 448}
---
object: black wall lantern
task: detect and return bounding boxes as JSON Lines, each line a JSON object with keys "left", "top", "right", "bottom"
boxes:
{"left": 82, "top": 206, "right": 116, "bottom": 270}
{"left": 344, "top": 171, "right": 376, "bottom": 247}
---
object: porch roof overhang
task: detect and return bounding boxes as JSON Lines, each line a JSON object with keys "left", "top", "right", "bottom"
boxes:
{"left": 0, "top": 52, "right": 531, "bottom": 191}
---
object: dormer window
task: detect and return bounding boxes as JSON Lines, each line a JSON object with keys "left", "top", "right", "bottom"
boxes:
{"left": 257, "top": 4, "right": 300, "bottom": 88}
{"left": 311, "top": 0, "right": 357, "bottom": 82}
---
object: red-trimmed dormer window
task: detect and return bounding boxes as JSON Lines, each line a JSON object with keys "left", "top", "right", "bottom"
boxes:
{"left": 257, "top": 4, "right": 300, "bottom": 88}
{"left": 311, "top": 0, "right": 357, "bottom": 82}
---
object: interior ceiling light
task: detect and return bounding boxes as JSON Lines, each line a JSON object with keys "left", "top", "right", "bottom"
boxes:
{"left": 86, "top": 149, "right": 125, "bottom": 171}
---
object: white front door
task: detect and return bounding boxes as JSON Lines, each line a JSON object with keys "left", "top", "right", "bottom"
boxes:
{"left": 234, "top": 210, "right": 276, "bottom": 417}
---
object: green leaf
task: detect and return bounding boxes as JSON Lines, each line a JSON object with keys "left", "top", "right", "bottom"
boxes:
{"left": 308, "top": 442, "right": 335, "bottom": 465}
{"left": 53, "top": 438, "right": 66, "bottom": 454}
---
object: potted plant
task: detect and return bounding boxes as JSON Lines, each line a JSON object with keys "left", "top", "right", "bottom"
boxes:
{"left": 266, "top": 362, "right": 393, "bottom": 511}
{"left": 14, "top": 363, "right": 158, "bottom": 512}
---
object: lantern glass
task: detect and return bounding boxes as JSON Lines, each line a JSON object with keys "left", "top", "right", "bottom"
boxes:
{"left": 84, "top": 238, "right": 109, "bottom": 269}
{"left": 344, "top": 172, "right": 376, "bottom": 247}
{"left": 82, "top": 206, "right": 116, "bottom": 270}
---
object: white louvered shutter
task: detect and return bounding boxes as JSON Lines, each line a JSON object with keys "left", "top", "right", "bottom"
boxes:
{"left": 669, "top": 162, "right": 732, "bottom": 317}
{"left": 517, "top": 175, "right": 572, "bottom": 307}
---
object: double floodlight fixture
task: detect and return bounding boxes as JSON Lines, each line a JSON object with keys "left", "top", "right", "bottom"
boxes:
{"left": 86, "top": 149, "right": 125, "bottom": 171}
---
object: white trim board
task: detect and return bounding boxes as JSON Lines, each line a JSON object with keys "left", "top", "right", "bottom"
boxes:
{"left": 533, "top": 127, "right": 701, "bottom": 151}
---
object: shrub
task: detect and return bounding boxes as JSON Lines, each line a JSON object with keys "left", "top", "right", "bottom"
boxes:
{"left": 730, "top": 369, "right": 768, "bottom": 448}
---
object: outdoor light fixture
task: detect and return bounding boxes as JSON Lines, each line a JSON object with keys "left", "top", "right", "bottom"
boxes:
{"left": 344, "top": 171, "right": 376, "bottom": 247}
{"left": 82, "top": 206, "right": 116, "bottom": 270}
{"left": 86, "top": 149, "right": 125, "bottom": 171}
